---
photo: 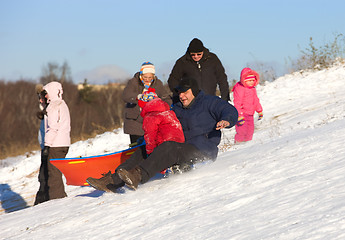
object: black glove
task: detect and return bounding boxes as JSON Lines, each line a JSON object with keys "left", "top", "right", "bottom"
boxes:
{"left": 36, "top": 110, "right": 44, "bottom": 120}
{"left": 42, "top": 146, "right": 50, "bottom": 158}
{"left": 36, "top": 108, "right": 47, "bottom": 120}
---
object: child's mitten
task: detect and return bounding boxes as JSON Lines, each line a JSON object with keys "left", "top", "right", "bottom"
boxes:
{"left": 237, "top": 116, "right": 245, "bottom": 126}
{"left": 258, "top": 112, "right": 263, "bottom": 120}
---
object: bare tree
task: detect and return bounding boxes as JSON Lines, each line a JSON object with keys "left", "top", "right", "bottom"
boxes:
{"left": 60, "top": 61, "right": 71, "bottom": 84}
{"left": 40, "top": 61, "right": 71, "bottom": 84}
{"left": 290, "top": 33, "right": 345, "bottom": 72}
{"left": 246, "top": 61, "right": 278, "bottom": 83}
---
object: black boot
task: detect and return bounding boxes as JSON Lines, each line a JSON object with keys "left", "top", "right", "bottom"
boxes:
{"left": 117, "top": 167, "right": 142, "bottom": 190}
{"left": 86, "top": 171, "right": 116, "bottom": 192}
{"left": 34, "top": 191, "right": 49, "bottom": 205}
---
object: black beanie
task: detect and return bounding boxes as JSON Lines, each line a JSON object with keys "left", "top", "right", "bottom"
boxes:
{"left": 174, "top": 77, "right": 200, "bottom": 97}
{"left": 187, "top": 38, "right": 204, "bottom": 53}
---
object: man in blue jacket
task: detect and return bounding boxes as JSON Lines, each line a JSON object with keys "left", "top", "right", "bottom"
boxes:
{"left": 116, "top": 77, "right": 238, "bottom": 190}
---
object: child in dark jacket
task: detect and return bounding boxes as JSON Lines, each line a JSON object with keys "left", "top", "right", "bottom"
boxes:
{"left": 232, "top": 68, "right": 263, "bottom": 143}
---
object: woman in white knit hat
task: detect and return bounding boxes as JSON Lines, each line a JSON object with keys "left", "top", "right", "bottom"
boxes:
{"left": 122, "top": 62, "right": 171, "bottom": 144}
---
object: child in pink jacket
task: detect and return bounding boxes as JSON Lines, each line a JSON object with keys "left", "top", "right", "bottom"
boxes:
{"left": 232, "top": 68, "right": 263, "bottom": 143}
{"left": 34, "top": 81, "right": 71, "bottom": 205}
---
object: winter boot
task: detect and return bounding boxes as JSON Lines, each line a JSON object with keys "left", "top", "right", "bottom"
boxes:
{"left": 86, "top": 171, "right": 115, "bottom": 192}
{"left": 117, "top": 167, "right": 142, "bottom": 190}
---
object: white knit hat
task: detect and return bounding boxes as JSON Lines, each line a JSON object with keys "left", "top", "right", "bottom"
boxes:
{"left": 140, "top": 62, "right": 155, "bottom": 75}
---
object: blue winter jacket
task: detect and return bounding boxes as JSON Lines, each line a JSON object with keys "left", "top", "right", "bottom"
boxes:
{"left": 172, "top": 91, "right": 238, "bottom": 159}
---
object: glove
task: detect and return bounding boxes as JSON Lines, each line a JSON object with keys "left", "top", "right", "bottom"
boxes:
{"left": 258, "top": 112, "right": 263, "bottom": 120}
{"left": 36, "top": 110, "right": 44, "bottom": 120}
{"left": 128, "top": 136, "right": 145, "bottom": 148}
{"left": 42, "top": 146, "right": 50, "bottom": 158}
{"left": 237, "top": 116, "right": 245, "bottom": 126}
{"left": 136, "top": 136, "right": 145, "bottom": 145}
{"left": 36, "top": 108, "right": 47, "bottom": 120}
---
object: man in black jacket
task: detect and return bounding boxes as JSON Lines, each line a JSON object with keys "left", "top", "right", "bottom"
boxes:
{"left": 168, "top": 38, "right": 230, "bottom": 102}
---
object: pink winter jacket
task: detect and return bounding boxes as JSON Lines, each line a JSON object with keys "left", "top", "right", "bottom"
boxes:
{"left": 43, "top": 82, "right": 71, "bottom": 147}
{"left": 232, "top": 68, "right": 263, "bottom": 117}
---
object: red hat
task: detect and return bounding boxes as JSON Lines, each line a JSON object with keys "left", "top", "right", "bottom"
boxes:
{"left": 137, "top": 88, "right": 158, "bottom": 109}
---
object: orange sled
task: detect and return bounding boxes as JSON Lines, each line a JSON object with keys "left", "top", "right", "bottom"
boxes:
{"left": 50, "top": 144, "right": 143, "bottom": 186}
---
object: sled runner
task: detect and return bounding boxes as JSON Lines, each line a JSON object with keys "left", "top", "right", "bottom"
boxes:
{"left": 50, "top": 143, "right": 144, "bottom": 186}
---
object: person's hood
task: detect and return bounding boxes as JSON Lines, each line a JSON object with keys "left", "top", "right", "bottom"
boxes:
{"left": 43, "top": 81, "right": 63, "bottom": 102}
{"left": 140, "top": 98, "right": 170, "bottom": 118}
{"left": 240, "top": 68, "right": 260, "bottom": 88}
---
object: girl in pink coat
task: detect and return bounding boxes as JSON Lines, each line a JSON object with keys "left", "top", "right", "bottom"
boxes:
{"left": 232, "top": 68, "right": 263, "bottom": 143}
{"left": 34, "top": 81, "right": 71, "bottom": 205}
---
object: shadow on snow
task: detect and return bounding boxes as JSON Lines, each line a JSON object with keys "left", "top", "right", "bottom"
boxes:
{"left": 0, "top": 183, "right": 29, "bottom": 214}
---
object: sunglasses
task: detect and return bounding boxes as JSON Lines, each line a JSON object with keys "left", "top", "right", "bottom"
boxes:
{"left": 190, "top": 53, "right": 203, "bottom": 57}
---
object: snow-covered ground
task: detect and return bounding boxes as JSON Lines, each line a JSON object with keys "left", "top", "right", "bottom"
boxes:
{"left": 1, "top": 64, "right": 345, "bottom": 239}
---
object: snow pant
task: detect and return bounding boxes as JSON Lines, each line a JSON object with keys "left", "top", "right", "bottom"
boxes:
{"left": 111, "top": 141, "right": 207, "bottom": 187}
{"left": 235, "top": 114, "right": 254, "bottom": 143}
{"left": 34, "top": 147, "right": 68, "bottom": 205}
{"left": 138, "top": 141, "right": 207, "bottom": 183}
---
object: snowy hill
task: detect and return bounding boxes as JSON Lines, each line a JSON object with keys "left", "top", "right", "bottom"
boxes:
{"left": 1, "top": 64, "right": 345, "bottom": 239}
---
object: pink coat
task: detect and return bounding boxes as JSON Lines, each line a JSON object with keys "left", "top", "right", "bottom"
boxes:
{"left": 140, "top": 98, "right": 185, "bottom": 155}
{"left": 232, "top": 68, "right": 263, "bottom": 116}
{"left": 43, "top": 82, "right": 71, "bottom": 147}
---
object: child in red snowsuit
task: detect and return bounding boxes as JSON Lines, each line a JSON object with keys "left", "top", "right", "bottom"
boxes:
{"left": 232, "top": 68, "right": 263, "bottom": 143}
{"left": 137, "top": 88, "right": 185, "bottom": 154}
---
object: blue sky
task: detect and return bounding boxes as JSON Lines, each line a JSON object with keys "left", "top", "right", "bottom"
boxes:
{"left": 1, "top": 0, "right": 345, "bottom": 84}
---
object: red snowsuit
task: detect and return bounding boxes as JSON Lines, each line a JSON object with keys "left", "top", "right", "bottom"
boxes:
{"left": 140, "top": 98, "right": 185, "bottom": 155}
{"left": 232, "top": 68, "right": 263, "bottom": 142}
